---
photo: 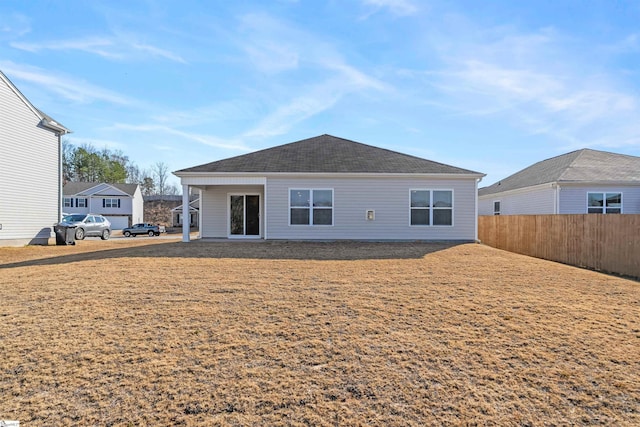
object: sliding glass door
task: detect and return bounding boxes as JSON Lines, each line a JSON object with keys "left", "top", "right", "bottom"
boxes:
{"left": 229, "top": 195, "right": 260, "bottom": 237}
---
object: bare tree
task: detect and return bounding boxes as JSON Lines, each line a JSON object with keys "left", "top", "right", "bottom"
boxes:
{"left": 151, "top": 161, "right": 170, "bottom": 198}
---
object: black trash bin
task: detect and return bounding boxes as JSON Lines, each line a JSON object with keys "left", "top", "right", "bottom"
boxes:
{"left": 54, "top": 224, "right": 76, "bottom": 245}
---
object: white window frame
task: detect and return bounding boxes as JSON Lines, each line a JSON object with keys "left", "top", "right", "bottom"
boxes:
{"left": 587, "top": 192, "right": 622, "bottom": 214}
{"left": 289, "top": 188, "right": 334, "bottom": 226}
{"left": 76, "top": 198, "right": 87, "bottom": 208}
{"left": 493, "top": 200, "right": 501, "bottom": 216}
{"left": 104, "top": 198, "right": 119, "bottom": 208}
{"left": 63, "top": 197, "right": 73, "bottom": 208}
{"left": 409, "top": 189, "right": 454, "bottom": 227}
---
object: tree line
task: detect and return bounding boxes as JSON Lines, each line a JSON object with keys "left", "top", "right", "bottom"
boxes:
{"left": 62, "top": 140, "right": 179, "bottom": 196}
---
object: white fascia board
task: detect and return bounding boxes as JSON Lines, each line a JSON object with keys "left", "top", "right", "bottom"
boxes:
{"left": 478, "top": 182, "right": 556, "bottom": 200}
{"left": 39, "top": 118, "right": 71, "bottom": 134}
{"left": 175, "top": 172, "right": 484, "bottom": 183}
{"left": 557, "top": 180, "right": 640, "bottom": 187}
{"left": 177, "top": 175, "right": 268, "bottom": 186}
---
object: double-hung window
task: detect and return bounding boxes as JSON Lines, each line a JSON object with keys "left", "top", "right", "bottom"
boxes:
{"left": 410, "top": 190, "right": 453, "bottom": 226}
{"left": 493, "top": 201, "right": 501, "bottom": 215}
{"left": 76, "top": 198, "right": 87, "bottom": 208}
{"left": 588, "top": 192, "right": 621, "bottom": 214}
{"left": 290, "top": 189, "right": 333, "bottom": 225}
{"left": 63, "top": 197, "right": 73, "bottom": 208}
{"left": 103, "top": 198, "right": 120, "bottom": 208}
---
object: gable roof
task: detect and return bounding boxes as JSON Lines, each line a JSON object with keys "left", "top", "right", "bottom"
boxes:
{"left": 176, "top": 134, "right": 483, "bottom": 175}
{"left": 479, "top": 149, "right": 640, "bottom": 196}
{"left": 0, "top": 70, "right": 71, "bottom": 135}
{"left": 64, "top": 182, "right": 140, "bottom": 197}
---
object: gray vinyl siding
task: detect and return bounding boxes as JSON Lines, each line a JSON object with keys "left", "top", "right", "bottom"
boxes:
{"left": 559, "top": 185, "right": 640, "bottom": 214}
{"left": 478, "top": 186, "right": 556, "bottom": 215}
{"left": 265, "top": 177, "right": 477, "bottom": 240}
{"left": 0, "top": 77, "right": 59, "bottom": 245}
{"left": 200, "top": 185, "right": 264, "bottom": 238}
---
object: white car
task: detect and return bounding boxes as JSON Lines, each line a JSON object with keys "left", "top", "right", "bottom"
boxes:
{"left": 61, "top": 214, "right": 112, "bottom": 240}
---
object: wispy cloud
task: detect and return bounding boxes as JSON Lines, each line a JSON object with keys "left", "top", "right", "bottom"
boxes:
{"left": 361, "top": 0, "right": 419, "bottom": 17}
{"left": 11, "top": 37, "right": 122, "bottom": 59}
{"left": 243, "top": 84, "right": 342, "bottom": 138}
{"left": 10, "top": 33, "right": 187, "bottom": 63}
{"left": 0, "top": 61, "right": 135, "bottom": 105}
{"left": 0, "top": 13, "right": 31, "bottom": 37}
{"left": 113, "top": 123, "right": 251, "bottom": 151}
{"left": 237, "top": 13, "right": 389, "bottom": 137}
{"left": 416, "top": 25, "right": 640, "bottom": 150}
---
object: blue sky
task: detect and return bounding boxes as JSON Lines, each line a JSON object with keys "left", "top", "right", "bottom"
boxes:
{"left": 1, "top": 0, "right": 639, "bottom": 187}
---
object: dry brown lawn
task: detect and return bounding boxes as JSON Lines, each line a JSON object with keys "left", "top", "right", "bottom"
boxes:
{"left": 0, "top": 238, "right": 638, "bottom": 426}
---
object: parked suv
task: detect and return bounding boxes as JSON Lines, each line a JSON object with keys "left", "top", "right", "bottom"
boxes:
{"left": 61, "top": 214, "right": 111, "bottom": 240}
{"left": 122, "top": 223, "right": 165, "bottom": 237}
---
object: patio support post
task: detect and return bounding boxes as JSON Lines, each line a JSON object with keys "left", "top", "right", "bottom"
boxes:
{"left": 182, "top": 184, "right": 190, "bottom": 242}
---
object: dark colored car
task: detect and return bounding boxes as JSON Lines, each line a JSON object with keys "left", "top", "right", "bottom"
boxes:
{"left": 61, "top": 214, "right": 111, "bottom": 240}
{"left": 122, "top": 223, "right": 164, "bottom": 237}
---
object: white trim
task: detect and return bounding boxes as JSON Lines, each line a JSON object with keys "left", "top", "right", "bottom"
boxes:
{"left": 182, "top": 185, "right": 190, "bottom": 242}
{"left": 409, "top": 189, "right": 454, "bottom": 227}
{"left": 474, "top": 178, "right": 479, "bottom": 241}
{"left": 492, "top": 199, "right": 501, "bottom": 216}
{"left": 179, "top": 176, "right": 267, "bottom": 186}
{"left": 227, "top": 193, "right": 262, "bottom": 238}
{"left": 175, "top": 171, "right": 484, "bottom": 180}
{"left": 264, "top": 178, "right": 268, "bottom": 240}
{"left": 586, "top": 191, "right": 623, "bottom": 214}
{"left": 288, "top": 188, "right": 334, "bottom": 227}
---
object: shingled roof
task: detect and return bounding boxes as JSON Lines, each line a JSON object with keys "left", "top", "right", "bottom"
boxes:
{"left": 64, "top": 182, "right": 139, "bottom": 197}
{"left": 479, "top": 149, "right": 640, "bottom": 196}
{"left": 177, "top": 134, "right": 482, "bottom": 175}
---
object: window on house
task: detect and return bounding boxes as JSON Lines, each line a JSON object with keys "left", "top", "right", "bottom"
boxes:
{"left": 76, "top": 198, "right": 87, "bottom": 208}
{"left": 410, "top": 190, "right": 453, "bottom": 226}
{"left": 103, "top": 198, "right": 120, "bottom": 208}
{"left": 63, "top": 198, "right": 73, "bottom": 208}
{"left": 493, "top": 201, "right": 501, "bottom": 215}
{"left": 290, "top": 189, "right": 333, "bottom": 225}
{"left": 588, "top": 192, "right": 622, "bottom": 214}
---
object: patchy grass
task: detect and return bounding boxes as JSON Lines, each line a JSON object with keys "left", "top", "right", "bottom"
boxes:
{"left": 0, "top": 239, "right": 638, "bottom": 426}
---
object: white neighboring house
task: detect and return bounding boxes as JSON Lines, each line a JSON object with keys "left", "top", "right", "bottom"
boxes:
{"left": 171, "top": 198, "right": 200, "bottom": 227}
{"left": 1, "top": 70, "right": 71, "bottom": 246}
{"left": 174, "top": 134, "right": 485, "bottom": 241}
{"left": 63, "top": 182, "right": 144, "bottom": 229}
{"left": 478, "top": 149, "right": 640, "bottom": 216}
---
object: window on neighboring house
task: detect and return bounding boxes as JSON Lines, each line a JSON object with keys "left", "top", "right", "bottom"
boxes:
{"left": 493, "top": 201, "right": 501, "bottom": 215}
{"left": 410, "top": 190, "right": 453, "bottom": 226}
{"left": 290, "top": 189, "right": 333, "bottom": 225}
{"left": 63, "top": 197, "right": 73, "bottom": 208}
{"left": 588, "top": 192, "right": 622, "bottom": 214}
{"left": 103, "top": 198, "right": 121, "bottom": 208}
{"left": 76, "top": 198, "right": 87, "bottom": 208}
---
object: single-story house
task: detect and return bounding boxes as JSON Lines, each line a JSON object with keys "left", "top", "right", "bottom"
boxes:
{"left": 171, "top": 198, "right": 200, "bottom": 227}
{"left": 63, "top": 182, "right": 144, "bottom": 229}
{"left": 478, "top": 148, "right": 640, "bottom": 215}
{"left": 1, "top": 70, "right": 71, "bottom": 246}
{"left": 173, "top": 134, "right": 485, "bottom": 241}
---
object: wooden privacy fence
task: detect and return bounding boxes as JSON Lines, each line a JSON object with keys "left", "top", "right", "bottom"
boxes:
{"left": 478, "top": 214, "right": 640, "bottom": 279}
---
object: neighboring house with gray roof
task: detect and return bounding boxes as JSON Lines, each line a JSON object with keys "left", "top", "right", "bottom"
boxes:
{"left": 478, "top": 149, "right": 640, "bottom": 216}
{"left": 1, "top": 70, "right": 70, "bottom": 246}
{"left": 174, "top": 134, "right": 485, "bottom": 241}
{"left": 63, "top": 182, "right": 143, "bottom": 229}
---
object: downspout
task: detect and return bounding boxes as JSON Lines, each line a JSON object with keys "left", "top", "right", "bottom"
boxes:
{"left": 57, "top": 133, "right": 62, "bottom": 224}
{"left": 263, "top": 178, "right": 267, "bottom": 240}
{"left": 474, "top": 178, "right": 480, "bottom": 242}
{"left": 555, "top": 184, "right": 561, "bottom": 214}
